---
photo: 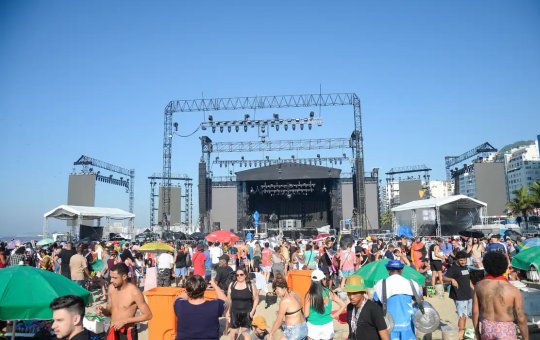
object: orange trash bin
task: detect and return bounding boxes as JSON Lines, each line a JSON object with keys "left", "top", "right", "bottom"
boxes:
{"left": 287, "top": 270, "right": 313, "bottom": 304}
{"left": 144, "top": 287, "right": 218, "bottom": 340}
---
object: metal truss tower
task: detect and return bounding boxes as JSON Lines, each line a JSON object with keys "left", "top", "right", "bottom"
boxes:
{"left": 162, "top": 93, "right": 366, "bottom": 234}
{"left": 74, "top": 155, "right": 135, "bottom": 213}
{"left": 148, "top": 173, "right": 193, "bottom": 228}
{"left": 444, "top": 142, "right": 497, "bottom": 180}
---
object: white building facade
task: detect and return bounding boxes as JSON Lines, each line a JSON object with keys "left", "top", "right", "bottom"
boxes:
{"left": 505, "top": 140, "right": 540, "bottom": 200}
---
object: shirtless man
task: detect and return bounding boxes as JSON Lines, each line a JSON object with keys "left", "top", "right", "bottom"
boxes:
{"left": 97, "top": 263, "right": 152, "bottom": 339}
{"left": 472, "top": 251, "right": 528, "bottom": 340}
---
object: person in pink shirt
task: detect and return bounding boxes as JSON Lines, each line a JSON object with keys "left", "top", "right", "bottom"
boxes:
{"left": 339, "top": 242, "right": 355, "bottom": 288}
{"left": 192, "top": 244, "right": 206, "bottom": 277}
{"left": 261, "top": 242, "right": 273, "bottom": 283}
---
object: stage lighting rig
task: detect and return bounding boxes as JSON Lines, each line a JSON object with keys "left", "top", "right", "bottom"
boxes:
{"left": 212, "top": 155, "right": 349, "bottom": 168}
{"left": 199, "top": 113, "right": 323, "bottom": 134}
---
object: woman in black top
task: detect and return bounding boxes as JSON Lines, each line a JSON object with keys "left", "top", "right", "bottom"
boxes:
{"left": 174, "top": 244, "right": 188, "bottom": 287}
{"left": 227, "top": 268, "right": 259, "bottom": 340}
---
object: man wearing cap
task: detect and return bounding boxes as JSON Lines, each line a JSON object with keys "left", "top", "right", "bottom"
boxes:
{"left": 443, "top": 251, "right": 474, "bottom": 340}
{"left": 373, "top": 260, "right": 420, "bottom": 340}
{"left": 215, "top": 254, "right": 234, "bottom": 292}
{"left": 238, "top": 315, "right": 269, "bottom": 339}
{"left": 345, "top": 275, "right": 389, "bottom": 340}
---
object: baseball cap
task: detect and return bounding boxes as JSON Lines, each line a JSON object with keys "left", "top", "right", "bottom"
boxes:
{"left": 385, "top": 260, "right": 404, "bottom": 270}
{"left": 219, "top": 254, "right": 230, "bottom": 262}
{"left": 251, "top": 315, "right": 268, "bottom": 330}
{"left": 311, "top": 269, "right": 325, "bottom": 282}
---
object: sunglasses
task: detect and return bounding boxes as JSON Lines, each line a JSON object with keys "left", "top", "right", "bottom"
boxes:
{"left": 236, "top": 273, "right": 245, "bottom": 277}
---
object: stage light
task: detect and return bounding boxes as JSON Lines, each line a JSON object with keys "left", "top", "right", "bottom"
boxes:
{"left": 308, "top": 123, "right": 312, "bottom": 130}
{"left": 310, "top": 111, "right": 315, "bottom": 118}
{"left": 220, "top": 126, "right": 224, "bottom": 133}
{"left": 284, "top": 124, "right": 288, "bottom": 131}
{"left": 244, "top": 126, "right": 248, "bottom": 132}
{"left": 244, "top": 114, "right": 250, "bottom": 120}
{"left": 292, "top": 124, "right": 296, "bottom": 131}
{"left": 261, "top": 126, "right": 266, "bottom": 133}
{"left": 212, "top": 127, "right": 216, "bottom": 133}
{"left": 208, "top": 115, "right": 213, "bottom": 121}
{"left": 273, "top": 113, "right": 279, "bottom": 119}
{"left": 173, "top": 122, "right": 178, "bottom": 131}
{"left": 276, "top": 125, "right": 279, "bottom": 131}
{"left": 228, "top": 126, "right": 232, "bottom": 132}
{"left": 300, "top": 124, "right": 304, "bottom": 130}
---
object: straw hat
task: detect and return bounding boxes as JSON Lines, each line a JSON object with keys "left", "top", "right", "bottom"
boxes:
{"left": 343, "top": 275, "right": 368, "bottom": 293}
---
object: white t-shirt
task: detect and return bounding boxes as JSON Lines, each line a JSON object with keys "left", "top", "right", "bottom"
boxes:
{"left": 157, "top": 253, "right": 174, "bottom": 269}
{"left": 209, "top": 246, "right": 223, "bottom": 264}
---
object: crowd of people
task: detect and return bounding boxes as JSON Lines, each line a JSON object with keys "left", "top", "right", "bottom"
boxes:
{"left": 0, "top": 231, "right": 537, "bottom": 339}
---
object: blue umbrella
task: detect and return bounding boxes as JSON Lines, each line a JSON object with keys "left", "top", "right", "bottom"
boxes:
{"left": 522, "top": 238, "right": 540, "bottom": 248}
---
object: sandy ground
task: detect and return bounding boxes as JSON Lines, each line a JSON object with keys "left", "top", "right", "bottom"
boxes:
{"left": 88, "top": 288, "right": 471, "bottom": 340}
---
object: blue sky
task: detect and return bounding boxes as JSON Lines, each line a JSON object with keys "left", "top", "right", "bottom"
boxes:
{"left": 1, "top": 1, "right": 539, "bottom": 236}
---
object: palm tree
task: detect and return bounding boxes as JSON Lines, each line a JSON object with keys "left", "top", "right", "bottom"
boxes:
{"left": 530, "top": 180, "right": 540, "bottom": 208}
{"left": 380, "top": 211, "right": 393, "bottom": 227}
{"left": 507, "top": 186, "right": 535, "bottom": 228}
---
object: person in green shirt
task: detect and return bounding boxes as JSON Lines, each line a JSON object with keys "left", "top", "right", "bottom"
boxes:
{"left": 303, "top": 270, "right": 346, "bottom": 339}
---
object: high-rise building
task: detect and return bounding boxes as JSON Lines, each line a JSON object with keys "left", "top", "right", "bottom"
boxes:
{"left": 505, "top": 140, "right": 540, "bottom": 200}
{"left": 428, "top": 180, "right": 454, "bottom": 199}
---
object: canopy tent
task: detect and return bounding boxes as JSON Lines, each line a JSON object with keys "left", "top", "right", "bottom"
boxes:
{"left": 391, "top": 195, "right": 487, "bottom": 236}
{"left": 43, "top": 205, "right": 135, "bottom": 240}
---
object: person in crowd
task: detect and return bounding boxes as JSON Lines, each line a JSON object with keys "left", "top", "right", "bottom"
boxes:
{"left": 344, "top": 275, "right": 389, "bottom": 340}
{"left": 443, "top": 251, "right": 474, "bottom": 340}
{"left": 411, "top": 237, "right": 427, "bottom": 271}
{"left": 192, "top": 243, "right": 207, "bottom": 277}
{"left": 470, "top": 238, "right": 484, "bottom": 268}
{"left": 393, "top": 247, "right": 410, "bottom": 266}
{"left": 227, "top": 267, "right": 259, "bottom": 340}
{"left": 209, "top": 242, "right": 223, "bottom": 269}
{"left": 261, "top": 243, "right": 273, "bottom": 283}
{"left": 228, "top": 242, "right": 239, "bottom": 269}
{"left": 384, "top": 244, "right": 395, "bottom": 260}
{"left": 272, "top": 245, "right": 286, "bottom": 279}
{"left": 429, "top": 238, "right": 446, "bottom": 286}
{"left": 106, "top": 250, "right": 120, "bottom": 279}
{"left": 50, "top": 295, "right": 95, "bottom": 340}
{"left": 268, "top": 273, "right": 308, "bottom": 340}
{"left": 303, "top": 269, "right": 346, "bottom": 340}
{"left": 174, "top": 244, "right": 188, "bottom": 287}
{"left": 303, "top": 244, "right": 318, "bottom": 270}
{"left": 0, "top": 246, "right": 6, "bottom": 268}
{"left": 506, "top": 239, "right": 517, "bottom": 257}
{"left": 134, "top": 252, "right": 144, "bottom": 288}
{"left": 280, "top": 241, "right": 290, "bottom": 276}
{"left": 252, "top": 241, "right": 262, "bottom": 273}
{"left": 319, "top": 245, "right": 334, "bottom": 288}
{"left": 39, "top": 248, "right": 53, "bottom": 271}
{"left": 174, "top": 275, "right": 228, "bottom": 340}
{"left": 339, "top": 241, "right": 355, "bottom": 288}
{"left": 156, "top": 249, "right": 174, "bottom": 287}
{"left": 473, "top": 251, "right": 529, "bottom": 340}
{"left": 239, "top": 315, "right": 270, "bottom": 340}
{"left": 70, "top": 245, "right": 90, "bottom": 286}
{"left": 58, "top": 242, "right": 76, "bottom": 278}
{"left": 485, "top": 234, "right": 508, "bottom": 262}
{"left": 215, "top": 254, "right": 234, "bottom": 293}
{"left": 97, "top": 263, "right": 153, "bottom": 339}
{"left": 204, "top": 244, "right": 213, "bottom": 280}
{"left": 373, "top": 260, "right": 420, "bottom": 340}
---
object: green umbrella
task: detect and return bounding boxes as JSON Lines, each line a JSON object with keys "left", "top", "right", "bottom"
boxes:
{"left": 511, "top": 246, "right": 540, "bottom": 271}
{"left": 0, "top": 265, "right": 91, "bottom": 320}
{"left": 354, "top": 258, "right": 426, "bottom": 288}
{"left": 36, "top": 238, "right": 54, "bottom": 246}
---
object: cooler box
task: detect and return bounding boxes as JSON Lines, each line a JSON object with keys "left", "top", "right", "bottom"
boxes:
{"left": 287, "top": 270, "right": 313, "bottom": 304}
{"left": 144, "top": 287, "right": 217, "bottom": 340}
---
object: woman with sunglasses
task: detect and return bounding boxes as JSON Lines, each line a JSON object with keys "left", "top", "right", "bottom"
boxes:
{"left": 268, "top": 273, "right": 308, "bottom": 340}
{"left": 303, "top": 269, "right": 346, "bottom": 340}
{"left": 228, "top": 268, "right": 260, "bottom": 340}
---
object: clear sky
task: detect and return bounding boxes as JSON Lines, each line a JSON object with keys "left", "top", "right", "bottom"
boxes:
{"left": 1, "top": 1, "right": 539, "bottom": 236}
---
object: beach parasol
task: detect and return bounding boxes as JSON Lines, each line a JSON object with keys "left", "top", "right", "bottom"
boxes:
{"left": 6, "top": 240, "right": 21, "bottom": 250}
{"left": 205, "top": 230, "right": 240, "bottom": 243}
{"left": 36, "top": 238, "right": 54, "bottom": 247}
{"left": 354, "top": 258, "right": 426, "bottom": 288}
{"left": 138, "top": 242, "right": 174, "bottom": 252}
{"left": 511, "top": 246, "right": 540, "bottom": 271}
{"left": 0, "top": 265, "right": 91, "bottom": 320}
{"left": 516, "top": 237, "right": 540, "bottom": 251}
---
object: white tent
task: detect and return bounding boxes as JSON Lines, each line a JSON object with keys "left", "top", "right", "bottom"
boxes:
{"left": 391, "top": 195, "right": 487, "bottom": 236}
{"left": 43, "top": 205, "right": 135, "bottom": 239}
